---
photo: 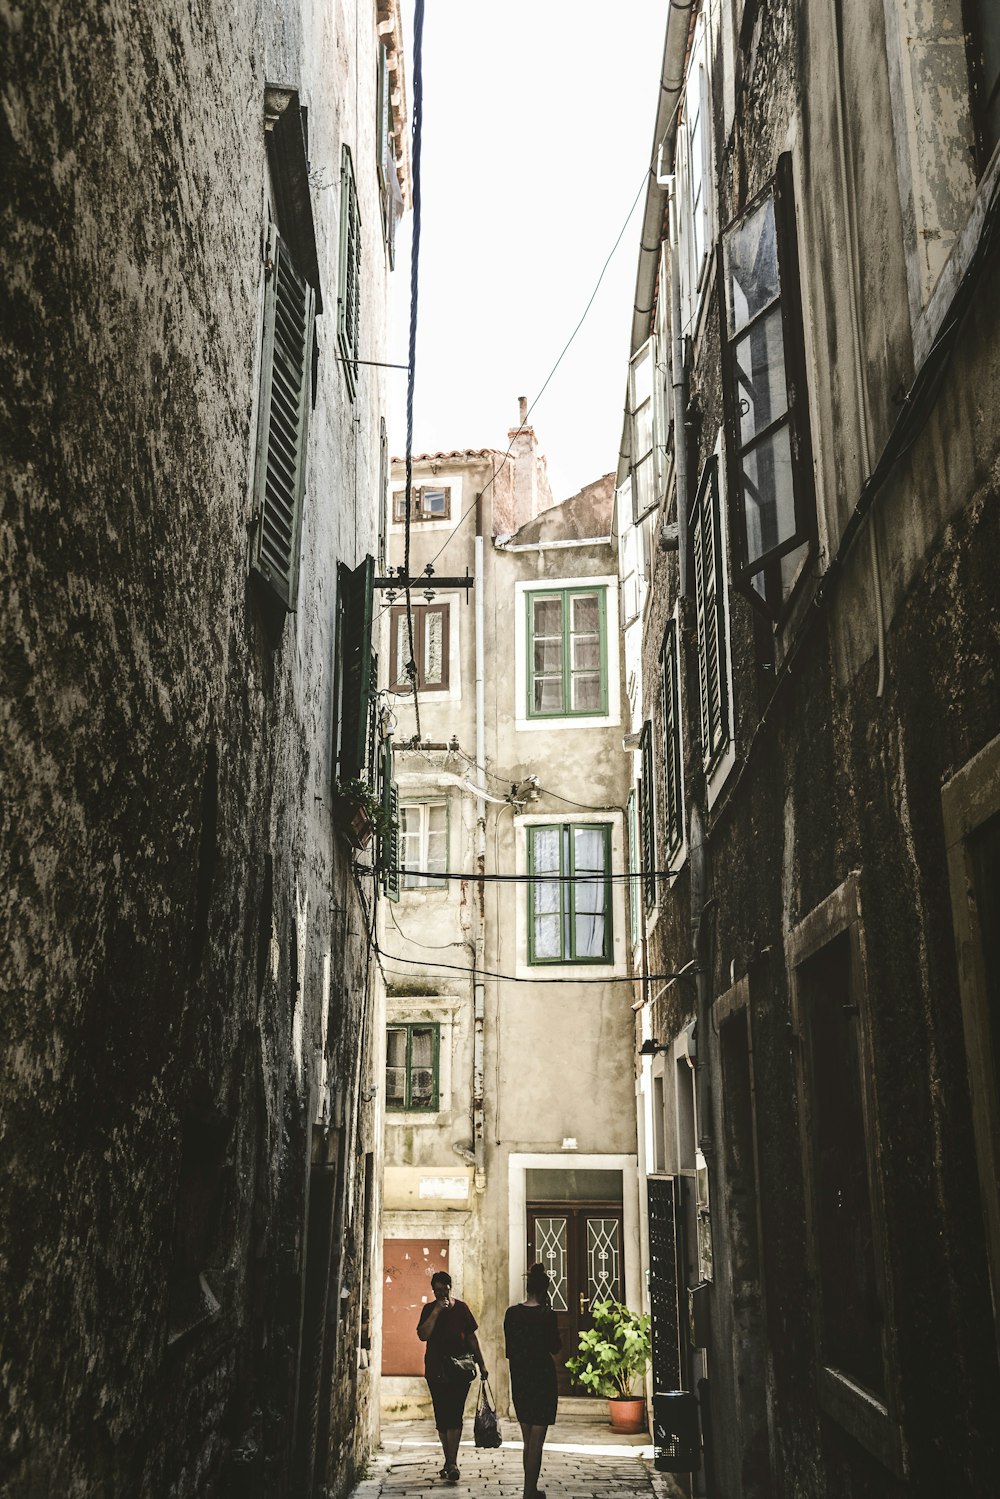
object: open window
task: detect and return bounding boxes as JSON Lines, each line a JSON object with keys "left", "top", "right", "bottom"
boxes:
{"left": 719, "top": 155, "right": 815, "bottom": 618}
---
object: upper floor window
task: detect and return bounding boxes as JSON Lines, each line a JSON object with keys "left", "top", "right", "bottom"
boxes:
{"left": 528, "top": 823, "right": 612, "bottom": 964}
{"left": 386, "top": 1023, "right": 439, "bottom": 1111}
{"left": 660, "top": 622, "right": 684, "bottom": 861}
{"left": 389, "top": 602, "right": 449, "bottom": 692}
{"left": 678, "top": 11, "right": 712, "bottom": 327}
{"left": 691, "top": 458, "right": 729, "bottom": 768}
{"left": 337, "top": 145, "right": 362, "bottom": 398}
{"left": 393, "top": 484, "right": 451, "bottom": 522}
{"left": 526, "top": 588, "right": 607, "bottom": 718}
{"left": 967, "top": 2, "right": 1000, "bottom": 172}
{"left": 401, "top": 801, "right": 448, "bottom": 888}
{"left": 719, "top": 155, "right": 814, "bottom": 618}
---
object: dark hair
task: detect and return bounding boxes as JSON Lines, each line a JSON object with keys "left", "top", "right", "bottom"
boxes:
{"left": 526, "top": 1262, "right": 551, "bottom": 1307}
{"left": 431, "top": 1271, "right": 452, "bottom": 1290}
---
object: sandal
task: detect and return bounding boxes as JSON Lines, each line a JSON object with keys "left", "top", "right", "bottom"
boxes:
{"left": 446, "top": 1467, "right": 461, "bottom": 1482}
{"left": 438, "top": 1468, "right": 449, "bottom": 1480}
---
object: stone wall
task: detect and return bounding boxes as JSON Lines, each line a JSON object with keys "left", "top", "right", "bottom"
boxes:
{"left": 0, "top": 0, "right": 400, "bottom": 1493}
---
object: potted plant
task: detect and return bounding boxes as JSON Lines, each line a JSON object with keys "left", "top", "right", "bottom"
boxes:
{"left": 332, "top": 777, "right": 393, "bottom": 851}
{"left": 565, "top": 1299, "right": 652, "bottom": 1434}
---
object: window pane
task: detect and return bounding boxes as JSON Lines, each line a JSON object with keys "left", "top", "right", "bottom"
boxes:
{"left": 741, "top": 423, "right": 795, "bottom": 567}
{"left": 573, "top": 826, "right": 605, "bottom": 873}
{"left": 426, "top": 805, "right": 448, "bottom": 885}
{"left": 734, "top": 307, "right": 788, "bottom": 447}
{"left": 633, "top": 450, "right": 654, "bottom": 516}
{"left": 571, "top": 635, "right": 601, "bottom": 671}
{"left": 395, "top": 615, "right": 408, "bottom": 686}
{"left": 573, "top": 828, "right": 607, "bottom": 959}
{"left": 534, "top": 912, "right": 562, "bottom": 959}
{"left": 424, "top": 609, "right": 444, "bottom": 685}
{"left": 423, "top": 489, "right": 447, "bottom": 514}
{"left": 532, "top": 597, "right": 562, "bottom": 636}
{"left": 725, "top": 193, "right": 779, "bottom": 336}
{"left": 410, "top": 1026, "right": 434, "bottom": 1069}
{"left": 571, "top": 594, "right": 599, "bottom": 634}
{"left": 534, "top": 676, "right": 564, "bottom": 713}
{"left": 571, "top": 672, "right": 602, "bottom": 712}
{"left": 386, "top": 1029, "right": 407, "bottom": 1105}
{"left": 532, "top": 828, "right": 561, "bottom": 875}
{"left": 401, "top": 806, "right": 421, "bottom": 887}
{"left": 534, "top": 638, "right": 563, "bottom": 675}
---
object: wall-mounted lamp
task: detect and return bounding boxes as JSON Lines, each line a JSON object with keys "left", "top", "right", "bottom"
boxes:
{"left": 639, "top": 1039, "right": 670, "bottom": 1056}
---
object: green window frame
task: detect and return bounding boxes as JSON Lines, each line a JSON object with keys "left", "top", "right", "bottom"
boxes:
{"left": 691, "top": 459, "right": 729, "bottom": 768}
{"left": 640, "top": 720, "right": 656, "bottom": 909}
{"left": 385, "top": 1023, "right": 440, "bottom": 1111}
{"left": 627, "top": 789, "right": 641, "bottom": 949}
{"left": 526, "top": 588, "right": 608, "bottom": 719}
{"left": 528, "top": 823, "right": 613, "bottom": 965}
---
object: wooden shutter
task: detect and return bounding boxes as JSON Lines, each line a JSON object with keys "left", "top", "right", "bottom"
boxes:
{"left": 662, "top": 624, "right": 684, "bottom": 857}
{"left": 692, "top": 459, "right": 727, "bottom": 764}
{"left": 338, "top": 147, "right": 361, "bottom": 396}
{"left": 339, "top": 555, "right": 374, "bottom": 779}
{"left": 380, "top": 740, "right": 400, "bottom": 901}
{"left": 640, "top": 720, "right": 656, "bottom": 908}
{"left": 252, "top": 222, "right": 315, "bottom": 609}
{"left": 648, "top": 1175, "right": 682, "bottom": 1391}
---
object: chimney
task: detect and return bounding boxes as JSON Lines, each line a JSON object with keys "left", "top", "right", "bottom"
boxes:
{"left": 506, "top": 395, "right": 553, "bottom": 528}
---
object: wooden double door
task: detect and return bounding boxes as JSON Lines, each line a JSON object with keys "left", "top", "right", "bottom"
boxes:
{"left": 527, "top": 1202, "right": 624, "bottom": 1394}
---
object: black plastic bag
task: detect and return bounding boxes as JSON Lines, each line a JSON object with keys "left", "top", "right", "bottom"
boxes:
{"left": 474, "top": 1378, "right": 503, "bottom": 1449}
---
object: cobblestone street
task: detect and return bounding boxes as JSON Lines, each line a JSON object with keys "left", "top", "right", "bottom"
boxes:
{"left": 352, "top": 1421, "right": 682, "bottom": 1499}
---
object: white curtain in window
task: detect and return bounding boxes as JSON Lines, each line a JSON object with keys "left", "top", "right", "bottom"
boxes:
{"left": 424, "top": 609, "right": 444, "bottom": 685}
{"left": 532, "top": 827, "right": 563, "bottom": 958}
{"left": 426, "top": 804, "right": 448, "bottom": 884}
{"left": 573, "top": 826, "right": 606, "bottom": 959}
{"left": 570, "top": 594, "right": 602, "bottom": 711}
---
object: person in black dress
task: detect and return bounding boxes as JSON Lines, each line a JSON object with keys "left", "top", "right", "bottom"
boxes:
{"left": 504, "top": 1262, "right": 561, "bottom": 1499}
{"left": 417, "top": 1270, "right": 488, "bottom": 1482}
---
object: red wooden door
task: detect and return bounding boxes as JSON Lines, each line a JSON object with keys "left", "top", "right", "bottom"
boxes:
{"left": 527, "top": 1205, "right": 624, "bottom": 1394}
{"left": 381, "top": 1238, "right": 449, "bottom": 1375}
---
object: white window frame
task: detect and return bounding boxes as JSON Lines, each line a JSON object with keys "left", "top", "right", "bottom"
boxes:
{"left": 678, "top": 10, "right": 713, "bottom": 333}
{"left": 399, "top": 800, "right": 449, "bottom": 890}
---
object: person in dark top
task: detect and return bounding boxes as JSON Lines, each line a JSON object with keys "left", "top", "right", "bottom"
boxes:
{"left": 417, "top": 1270, "right": 488, "bottom": 1481}
{"left": 504, "top": 1263, "right": 562, "bottom": 1499}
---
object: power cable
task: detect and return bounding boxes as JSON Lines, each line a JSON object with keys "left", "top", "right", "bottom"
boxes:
{"left": 367, "top": 865, "right": 679, "bottom": 884}
{"left": 374, "top": 91, "right": 684, "bottom": 631}
{"left": 376, "top": 944, "right": 662, "bottom": 987}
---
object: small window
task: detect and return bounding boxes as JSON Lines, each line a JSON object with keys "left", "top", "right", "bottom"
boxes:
{"left": 337, "top": 146, "right": 362, "bottom": 397}
{"left": 966, "top": 1, "right": 1000, "bottom": 172}
{"left": 389, "top": 603, "right": 450, "bottom": 692}
{"left": 386, "top": 1024, "right": 440, "bottom": 1111}
{"left": 393, "top": 485, "right": 452, "bottom": 522}
{"left": 251, "top": 223, "right": 316, "bottom": 609}
{"left": 526, "top": 588, "right": 608, "bottom": 718}
{"left": 660, "top": 623, "right": 684, "bottom": 860}
{"left": 528, "top": 823, "right": 612, "bottom": 965}
{"left": 400, "top": 802, "right": 448, "bottom": 888}
{"left": 719, "top": 155, "right": 814, "bottom": 617}
{"left": 690, "top": 459, "right": 730, "bottom": 769}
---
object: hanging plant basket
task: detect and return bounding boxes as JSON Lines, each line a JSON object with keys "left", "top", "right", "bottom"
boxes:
{"left": 332, "top": 778, "right": 389, "bottom": 851}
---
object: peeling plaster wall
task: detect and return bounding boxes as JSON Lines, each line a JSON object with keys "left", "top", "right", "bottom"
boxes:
{"left": 0, "top": 0, "right": 396, "bottom": 1494}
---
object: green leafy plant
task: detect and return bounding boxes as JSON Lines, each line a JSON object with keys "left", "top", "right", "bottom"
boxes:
{"left": 565, "top": 1300, "right": 651, "bottom": 1399}
{"left": 332, "top": 777, "right": 394, "bottom": 842}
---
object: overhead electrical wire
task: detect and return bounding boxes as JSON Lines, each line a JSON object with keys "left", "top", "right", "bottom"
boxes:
{"left": 385, "top": 866, "right": 672, "bottom": 884}
{"left": 376, "top": 945, "right": 672, "bottom": 987}
{"left": 373, "top": 88, "right": 685, "bottom": 633}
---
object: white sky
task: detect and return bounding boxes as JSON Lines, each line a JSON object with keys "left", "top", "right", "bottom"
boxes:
{"left": 388, "top": 2, "right": 668, "bottom": 502}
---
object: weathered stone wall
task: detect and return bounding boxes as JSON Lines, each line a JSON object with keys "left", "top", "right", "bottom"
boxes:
{"left": 0, "top": 0, "right": 398, "bottom": 1493}
{"left": 634, "top": 0, "right": 1000, "bottom": 1494}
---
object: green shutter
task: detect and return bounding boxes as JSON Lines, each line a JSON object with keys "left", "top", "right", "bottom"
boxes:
{"left": 380, "top": 739, "right": 400, "bottom": 901}
{"left": 252, "top": 223, "right": 315, "bottom": 609}
{"left": 339, "top": 555, "right": 374, "bottom": 779}
{"left": 662, "top": 624, "right": 684, "bottom": 858}
{"left": 692, "top": 459, "right": 728, "bottom": 764}
{"left": 338, "top": 147, "right": 362, "bottom": 396}
{"left": 640, "top": 721, "right": 656, "bottom": 907}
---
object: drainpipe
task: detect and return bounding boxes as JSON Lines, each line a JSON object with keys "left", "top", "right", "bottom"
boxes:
{"left": 473, "top": 530, "right": 487, "bottom": 1191}
{"left": 666, "top": 180, "right": 689, "bottom": 593}
{"left": 688, "top": 801, "right": 712, "bottom": 1156}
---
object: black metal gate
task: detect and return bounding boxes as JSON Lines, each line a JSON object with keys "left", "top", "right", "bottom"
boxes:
{"left": 647, "top": 1174, "right": 682, "bottom": 1391}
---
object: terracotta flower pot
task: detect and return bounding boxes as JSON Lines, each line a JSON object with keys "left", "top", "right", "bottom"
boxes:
{"left": 608, "top": 1396, "right": 646, "bottom": 1434}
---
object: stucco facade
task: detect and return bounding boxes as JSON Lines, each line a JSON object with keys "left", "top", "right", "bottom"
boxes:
{"left": 617, "top": 1, "right": 1000, "bottom": 1496}
{"left": 1, "top": 1, "right": 407, "bottom": 1494}
{"left": 379, "top": 426, "right": 638, "bottom": 1421}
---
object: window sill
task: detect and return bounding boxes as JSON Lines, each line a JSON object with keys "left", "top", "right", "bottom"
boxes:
{"left": 515, "top": 960, "right": 627, "bottom": 982}
{"left": 516, "top": 711, "right": 617, "bottom": 734}
{"left": 385, "top": 1109, "right": 445, "bottom": 1123}
{"left": 816, "top": 1365, "right": 906, "bottom": 1477}
{"left": 706, "top": 740, "right": 737, "bottom": 813}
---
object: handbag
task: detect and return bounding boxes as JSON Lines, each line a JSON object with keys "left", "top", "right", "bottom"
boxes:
{"left": 474, "top": 1378, "right": 503, "bottom": 1449}
{"left": 446, "top": 1355, "right": 479, "bottom": 1387}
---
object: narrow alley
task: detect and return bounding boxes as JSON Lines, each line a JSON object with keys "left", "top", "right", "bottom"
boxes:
{"left": 357, "top": 1422, "right": 674, "bottom": 1499}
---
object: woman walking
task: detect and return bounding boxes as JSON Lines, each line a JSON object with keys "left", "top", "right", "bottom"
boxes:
{"left": 504, "top": 1263, "right": 561, "bottom": 1499}
{"left": 417, "top": 1270, "right": 488, "bottom": 1482}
